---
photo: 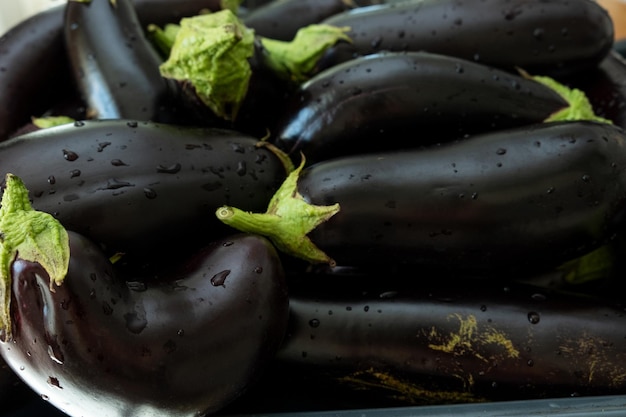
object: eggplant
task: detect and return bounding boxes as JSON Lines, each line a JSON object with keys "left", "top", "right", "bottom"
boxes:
{"left": 64, "top": 0, "right": 183, "bottom": 121}
{"left": 0, "top": 119, "right": 286, "bottom": 257}
{"left": 218, "top": 121, "right": 626, "bottom": 273}
{"left": 243, "top": 0, "right": 373, "bottom": 41}
{"left": 0, "top": 7, "right": 72, "bottom": 142}
{"left": 0, "top": 0, "right": 226, "bottom": 142}
{"left": 274, "top": 272, "right": 626, "bottom": 406}
{"left": 319, "top": 0, "right": 614, "bottom": 77}
{"left": 564, "top": 51, "right": 626, "bottom": 130}
{"left": 271, "top": 51, "right": 576, "bottom": 163}
{"left": 1, "top": 230, "right": 289, "bottom": 417}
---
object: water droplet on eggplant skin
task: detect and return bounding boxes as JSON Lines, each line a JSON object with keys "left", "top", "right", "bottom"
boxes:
{"left": 156, "top": 163, "right": 182, "bottom": 174}
{"left": 63, "top": 149, "right": 79, "bottom": 161}
{"left": 210, "top": 270, "right": 231, "bottom": 287}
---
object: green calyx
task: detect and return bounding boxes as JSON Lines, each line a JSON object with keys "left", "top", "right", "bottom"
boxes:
{"left": 31, "top": 116, "right": 76, "bottom": 129}
{"left": 259, "top": 24, "right": 352, "bottom": 83}
{"left": 0, "top": 174, "right": 70, "bottom": 341}
{"left": 216, "top": 156, "right": 340, "bottom": 266}
{"left": 159, "top": 9, "right": 255, "bottom": 121}
{"left": 522, "top": 71, "right": 612, "bottom": 124}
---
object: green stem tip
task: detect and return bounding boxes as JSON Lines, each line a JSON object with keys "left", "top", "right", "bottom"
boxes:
{"left": 215, "top": 157, "right": 340, "bottom": 266}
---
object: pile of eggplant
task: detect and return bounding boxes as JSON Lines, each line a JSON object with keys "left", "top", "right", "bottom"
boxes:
{"left": 1, "top": 0, "right": 626, "bottom": 416}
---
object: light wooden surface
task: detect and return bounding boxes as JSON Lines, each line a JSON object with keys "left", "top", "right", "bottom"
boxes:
{"left": 598, "top": 0, "right": 626, "bottom": 39}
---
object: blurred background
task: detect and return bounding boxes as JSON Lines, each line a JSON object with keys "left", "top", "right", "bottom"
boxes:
{"left": 0, "top": 0, "right": 63, "bottom": 36}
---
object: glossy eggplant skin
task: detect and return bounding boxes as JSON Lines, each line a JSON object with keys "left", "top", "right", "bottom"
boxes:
{"left": 296, "top": 121, "right": 626, "bottom": 273}
{"left": 0, "top": 120, "right": 285, "bottom": 256}
{"left": 1, "top": 231, "right": 289, "bottom": 417}
{"left": 272, "top": 51, "right": 569, "bottom": 162}
{"left": 244, "top": 0, "right": 369, "bottom": 41}
{"left": 64, "top": 0, "right": 181, "bottom": 121}
{"left": 276, "top": 273, "right": 626, "bottom": 404}
{"left": 320, "top": 0, "right": 614, "bottom": 77}
{"left": 565, "top": 51, "right": 626, "bottom": 130}
{"left": 0, "top": 0, "right": 224, "bottom": 142}
{"left": 0, "top": 7, "right": 71, "bottom": 142}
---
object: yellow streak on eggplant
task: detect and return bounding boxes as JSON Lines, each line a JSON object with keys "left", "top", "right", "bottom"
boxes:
{"left": 426, "top": 313, "right": 520, "bottom": 361}
{"left": 337, "top": 368, "right": 485, "bottom": 405}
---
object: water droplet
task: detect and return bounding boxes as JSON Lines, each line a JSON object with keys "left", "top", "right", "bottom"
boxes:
{"left": 527, "top": 359, "right": 534, "bottom": 367}
{"left": 126, "top": 281, "right": 147, "bottom": 292}
{"left": 41, "top": 394, "right": 50, "bottom": 401}
{"left": 73, "top": 120, "right": 84, "bottom": 127}
{"left": 47, "top": 376, "right": 62, "bottom": 389}
{"left": 47, "top": 176, "right": 56, "bottom": 185}
{"left": 124, "top": 311, "right": 147, "bottom": 334}
{"left": 156, "top": 163, "right": 181, "bottom": 174}
{"left": 47, "top": 344, "right": 64, "bottom": 365}
{"left": 127, "top": 121, "right": 138, "bottom": 128}
{"left": 582, "top": 174, "right": 591, "bottom": 182}
{"left": 177, "top": 329, "right": 185, "bottom": 337}
{"left": 455, "top": 63, "right": 464, "bottom": 74}
{"left": 231, "top": 143, "right": 245, "bottom": 153}
{"left": 309, "top": 319, "right": 320, "bottom": 328}
{"left": 371, "top": 37, "right": 382, "bottom": 49}
{"left": 532, "top": 27, "right": 545, "bottom": 40}
{"left": 527, "top": 311, "right": 540, "bottom": 324}
{"left": 102, "top": 302, "right": 113, "bottom": 315}
{"left": 379, "top": 291, "right": 397, "bottom": 299}
{"left": 70, "top": 169, "right": 81, "bottom": 178}
{"left": 531, "top": 293, "right": 547, "bottom": 301}
{"left": 97, "top": 142, "right": 111, "bottom": 152}
{"left": 143, "top": 188, "right": 157, "bottom": 199}
{"left": 211, "top": 270, "right": 231, "bottom": 287}
{"left": 111, "top": 159, "right": 127, "bottom": 166}
{"left": 480, "top": 305, "right": 487, "bottom": 312}
{"left": 63, "top": 149, "right": 79, "bottom": 161}
{"left": 236, "top": 161, "right": 247, "bottom": 176}
{"left": 496, "top": 148, "right": 507, "bottom": 155}
{"left": 254, "top": 266, "right": 263, "bottom": 274}
{"left": 102, "top": 178, "right": 134, "bottom": 190}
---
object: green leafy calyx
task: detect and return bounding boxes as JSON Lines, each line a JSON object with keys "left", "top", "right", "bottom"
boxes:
{"left": 0, "top": 174, "right": 70, "bottom": 341}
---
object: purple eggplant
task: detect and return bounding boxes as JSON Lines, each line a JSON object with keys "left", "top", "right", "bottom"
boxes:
{"left": 1, "top": 231, "right": 288, "bottom": 417}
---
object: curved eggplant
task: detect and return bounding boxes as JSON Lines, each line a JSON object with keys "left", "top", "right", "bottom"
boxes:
{"left": 272, "top": 51, "right": 572, "bottom": 162}
{"left": 0, "top": 119, "right": 285, "bottom": 256}
{"left": 1, "top": 231, "right": 289, "bottom": 417}
{"left": 275, "top": 273, "right": 626, "bottom": 405}
{"left": 0, "top": 0, "right": 225, "bottom": 142}
{"left": 320, "top": 0, "right": 614, "bottom": 77}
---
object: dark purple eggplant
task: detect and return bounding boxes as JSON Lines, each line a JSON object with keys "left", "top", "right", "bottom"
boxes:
{"left": 319, "top": 0, "right": 614, "bottom": 77}
{"left": 0, "top": 119, "right": 286, "bottom": 257}
{"left": 64, "top": 0, "right": 183, "bottom": 121}
{"left": 244, "top": 0, "right": 372, "bottom": 41}
{"left": 563, "top": 51, "right": 626, "bottom": 130}
{"left": 1, "top": 231, "right": 288, "bottom": 417}
{"left": 218, "top": 121, "right": 626, "bottom": 274}
{"left": 0, "top": 0, "right": 226, "bottom": 142}
{"left": 0, "top": 7, "right": 72, "bottom": 142}
{"left": 271, "top": 51, "right": 575, "bottom": 162}
{"left": 275, "top": 273, "right": 626, "bottom": 405}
